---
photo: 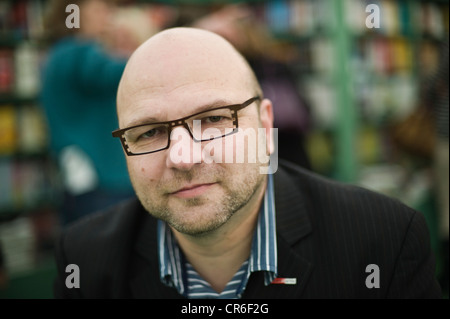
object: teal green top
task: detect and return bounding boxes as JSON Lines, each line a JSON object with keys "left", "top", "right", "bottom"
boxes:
{"left": 41, "top": 37, "right": 132, "bottom": 192}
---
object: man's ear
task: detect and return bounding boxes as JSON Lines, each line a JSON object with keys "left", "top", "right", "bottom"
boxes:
{"left": 259, "top": 98, "right": 275, "bottom": 155}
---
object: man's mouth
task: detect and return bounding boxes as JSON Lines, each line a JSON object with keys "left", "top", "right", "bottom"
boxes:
{"left": 170, "top": 183, "right": 217, "bottom": 198}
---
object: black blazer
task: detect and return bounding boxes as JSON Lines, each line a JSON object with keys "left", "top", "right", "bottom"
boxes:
{"left": 54, "top": 161, "right": 442, "bottom": 298}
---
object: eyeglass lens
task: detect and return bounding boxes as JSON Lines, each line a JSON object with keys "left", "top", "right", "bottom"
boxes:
{"left": 123, "top": 108, "right": 237, "bottom": 154}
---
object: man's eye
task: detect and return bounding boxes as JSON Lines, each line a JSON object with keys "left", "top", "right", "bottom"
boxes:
{"left": 206, "top": 116, "right": 224, "bottom": 123}
{"left": 140, "top": 129, "right": 158, "bottom": 139}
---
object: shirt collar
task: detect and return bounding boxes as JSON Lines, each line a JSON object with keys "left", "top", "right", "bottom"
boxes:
{"left": 249, "top": 173, "right": 278, "bottom": 285}
{"left": 157, "top": 174, "right": 277, "bottom": 296}
{"left": 157, "top": 221, "right": 186, "bottom": 295}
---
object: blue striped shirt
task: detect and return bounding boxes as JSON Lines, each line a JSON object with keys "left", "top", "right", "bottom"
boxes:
{"left": 157, "top": 174, "right": 277, "bottom": 299}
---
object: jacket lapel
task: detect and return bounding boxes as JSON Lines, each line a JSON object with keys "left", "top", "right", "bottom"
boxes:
{"left": 243, "top": 165, "right": 314, "bottom": 298}
{"left": 273, "top": 164, "right": 312, "bottom": 246}
{"left": 242, "top": 234, "right": 313, "bottom": 299}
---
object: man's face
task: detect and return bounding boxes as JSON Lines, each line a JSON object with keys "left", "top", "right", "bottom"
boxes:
{"left": 117, "top": 30, "right": 273, "bottom": 236}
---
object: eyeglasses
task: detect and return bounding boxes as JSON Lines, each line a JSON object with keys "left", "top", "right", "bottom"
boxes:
{"left": 112, "top": 96, "right": 261, "bottom": 156}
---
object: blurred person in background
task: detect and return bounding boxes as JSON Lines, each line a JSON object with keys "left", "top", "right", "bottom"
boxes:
{"left": 40, "top": 0, "right": 154, "bottom": 226}
{"left": 109, "top": 4, "right": 177, "bottom": 58}
{"left": 193, "top": 4, "right": 311, "bottom": 169}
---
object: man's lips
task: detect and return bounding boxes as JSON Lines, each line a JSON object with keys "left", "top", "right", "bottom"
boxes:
{"left": 170, "top": 183, "right": 216, "bottom": 198}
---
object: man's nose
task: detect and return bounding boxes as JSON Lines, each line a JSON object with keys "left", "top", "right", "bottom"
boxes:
{"left": 166, "top": 126, "right": 202, "bottom": 170}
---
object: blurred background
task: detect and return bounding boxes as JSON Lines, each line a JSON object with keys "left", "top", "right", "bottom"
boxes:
{"left": 0, "top": 0, "right": 448, "bottom": 298}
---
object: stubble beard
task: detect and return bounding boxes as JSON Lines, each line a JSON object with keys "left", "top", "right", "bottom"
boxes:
{"left": 134, "top": 164, "right": 264, "bottom": 236}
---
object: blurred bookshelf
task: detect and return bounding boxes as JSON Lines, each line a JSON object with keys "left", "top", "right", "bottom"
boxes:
{"left": 0, "top": 0, "right": 60, "bottom": 298}
{"left": 251, "top": 0, "right": 448, "bottom": 285}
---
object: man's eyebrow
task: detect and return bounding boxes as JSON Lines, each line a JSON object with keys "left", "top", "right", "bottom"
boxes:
{"left": 189, "top": 99, "right": 235, "bottom": 114}
{"left": 124, "top": 99, "right": 234, "bottom": 128}
{"left": 125, "top": 116, "right": 160, "bottom": 128}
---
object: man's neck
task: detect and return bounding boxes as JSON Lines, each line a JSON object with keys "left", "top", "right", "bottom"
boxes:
{"left": 170, "top": 179, "right": 267, "bottom": 293}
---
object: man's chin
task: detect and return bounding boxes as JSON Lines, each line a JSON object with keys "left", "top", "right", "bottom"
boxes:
{"left": 169, "top": 221, "right": 223, "bottom": 237}
{"left": 165, "top": 205, "right": 232, "bottom": 237}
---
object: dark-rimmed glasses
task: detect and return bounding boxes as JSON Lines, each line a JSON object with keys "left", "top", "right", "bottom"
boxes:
{"left": 112, "top": 96, "right": 261, "bottom": 156}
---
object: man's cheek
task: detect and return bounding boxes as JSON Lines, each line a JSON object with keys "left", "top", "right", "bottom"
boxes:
{"left": 126, "top": 159, "right": 150, "bottom": 189}
{"left": 127, "top": 157, "right": 154, "bottom": 176}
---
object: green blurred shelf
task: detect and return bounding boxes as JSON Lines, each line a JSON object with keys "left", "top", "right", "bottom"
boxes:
{"left": 0, "top": 95, "right": 39, "bottom": 105}
{"left": 0, "top": 259, "right": 57, "bottom": 299}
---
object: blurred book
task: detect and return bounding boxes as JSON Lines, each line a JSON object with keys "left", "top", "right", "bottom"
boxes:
{"left": 17, "top": 105, "right": 47, "bottom": 154}
{"left": 0, "top": 159, "right": 54, "bottom": 214}
{"left": 0, "top": 105, "right": 17, "bottom": 154}
{"left": 290, "top": 0, "right": 314, "bottom": 35}
{"left": 420, "top": 2, "right": 446, "bottom": 38}
{"left": 392, "top": 38, "right": 412, "bottom": 72}
{"left": 14, "top": 42, "right": 41, "bottom": 98}
{"left": 345, "top": 0, "right": 367, "bottom": 34}
{"left": 398, "top": 0, "right": 412, "bottom": 36}
{"left": 0, "top": 160, "right": 13, "bottom": 211}
{"left": 311, "top": 38, "right": 335, "bottom": 76}
{"left": 266, "top": 0, "right": 290, "bottom": 34}
{"left": 10, "top": 0, "right": 27, "bottom": 39}
{"left": 0, "top": 217, "right": 36, "bottom": 275}
{"left": 14, "top": 160, "right": 45, "bottom": 209}
{"left": 0, "top": 2, "right": 11, "bottom": 37}
{"left": 381, "top": 0, "right": 400, "bottom": 36}
{"left": 0, "top": 49, "right": 14, "bottom": 94}
{"left": 303, "top": 78, "right": 336, "bottom": 129}
{"left": 26, "top": 0, "right": 45, "bottom": 39}
{"left": 419, "top": 40, "right": 441, "bottom": 77}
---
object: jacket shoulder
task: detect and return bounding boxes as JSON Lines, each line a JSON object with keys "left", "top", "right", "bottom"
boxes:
{"left": 62, "top": 198, "right": 142, "bottom": 250}
{"left": 275, "top": 160, "right": 424, "bottom": 262}
{"left": 277, "top": 160, "right": 417, "bottom": 222}
{"left": 54, "top": 198, "right": 147, "bottom": 298}
{"left": 275, "top": 161, "right": 441, "bottom": 298}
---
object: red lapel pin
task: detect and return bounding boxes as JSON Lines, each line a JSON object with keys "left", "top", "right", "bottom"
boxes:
{"left": 271, "top": 278, "right": 297, "bottom": 285}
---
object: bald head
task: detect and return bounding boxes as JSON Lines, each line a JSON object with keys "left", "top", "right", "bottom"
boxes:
{"left": 116, "top": 27, "right": 262, "bottom": 128}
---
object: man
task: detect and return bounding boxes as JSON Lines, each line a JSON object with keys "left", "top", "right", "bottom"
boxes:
{"left": 54, "top": 27, "right": 442, "bottom": 298}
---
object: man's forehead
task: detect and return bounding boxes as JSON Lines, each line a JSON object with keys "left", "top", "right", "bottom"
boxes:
{"left": 117, "top": 28, "right": 255, "bottom": 123}
{"left": 125, "top": 27, "right": 243, "bottom": 75}
{"left": 121, "top": 97, "right": 238, "bottom": 128}
{"left": 121, "top": 29, "right": 250, "bottom": 85}
{"left": 138, "top": 27, "right": 234, "bottom": 54}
